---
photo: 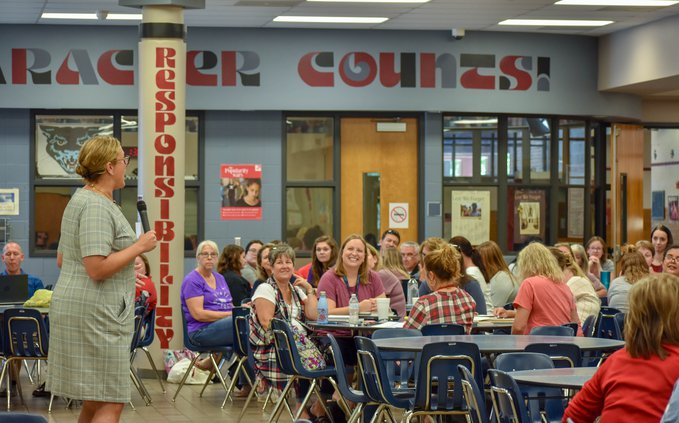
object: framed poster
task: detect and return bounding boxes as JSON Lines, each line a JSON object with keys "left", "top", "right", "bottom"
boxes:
{"left": 450, "top": 190, "right": 490, "bottom": 245}
{"left": 513, "top": 189, "right": 546, "bottom": 244}
{"left": 0, "top": 189, "right": 19, "bottom": 215}
{"left": 669, "top": 196, "right": 679, "bottom": 221}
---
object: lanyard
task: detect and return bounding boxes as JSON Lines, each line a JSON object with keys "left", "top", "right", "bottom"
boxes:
{"left": 342, "top": 275, "right": 360, "bottom": 297}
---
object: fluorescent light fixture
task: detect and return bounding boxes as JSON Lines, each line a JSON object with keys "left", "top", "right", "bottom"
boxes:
{"left": 453, "top": 118, "right": 499, "bottom": 125}
{"left": 499, "top": 18, "right": 613, "bottom": 26}
{"left": 41, "top": 13, "right": 98, "bottom": 20}
{"left": 308, "top": 0, "right": 429, "bottom": 3}
{"left": 106, "top": 14, "right": 143, "bottom": 20}
{"left": 556, "top": 0, "right": 678, "bottom": 5}
{"left": 274, "top": 16, "right": 388, "bottom": 23}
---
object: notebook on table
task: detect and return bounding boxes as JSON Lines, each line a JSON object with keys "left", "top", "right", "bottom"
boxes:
{"left": 0, "top": 274, "right": 29, "bottom": 305}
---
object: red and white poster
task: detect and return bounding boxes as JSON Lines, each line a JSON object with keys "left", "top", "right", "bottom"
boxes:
{"left": 220, "top": 164, "right": 262, "bottom": 220}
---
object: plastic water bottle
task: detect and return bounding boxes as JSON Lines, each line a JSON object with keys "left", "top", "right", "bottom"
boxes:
{"left": 348, "top": 294, "right": 360, "bottom": 325}
{"left": 407, "top": 279, "right": 419, "bottom": 306}
{"left": 317, "top": 291, "right": 328, "bottom": 324}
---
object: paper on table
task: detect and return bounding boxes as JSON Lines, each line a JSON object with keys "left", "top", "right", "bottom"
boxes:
{"left": 328, "top": 315, "right": 350, "bottom": 322}
{"left": 370, "top": 321, "right": 404, "bottom": 328}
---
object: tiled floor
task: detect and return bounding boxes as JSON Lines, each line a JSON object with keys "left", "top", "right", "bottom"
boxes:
{"left": 8, "top": 371, "right": 276, "bottom": 422}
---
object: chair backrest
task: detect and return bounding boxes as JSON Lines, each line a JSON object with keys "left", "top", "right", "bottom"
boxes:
{"left": 138, "top": 308, "right": 156, "bottom": 348}
{"left": 494, "top": 352, "right": 563, "bottom": 422}
{"left": 421, "top": 323, "right": 466, "bottom": 336}
{"left": 371, "top": 327, "right": 422, "bottom": 389}
{"left": 524, "top": 343, "right": 582, "bottom": 368}
{"left": 3, "top": 308, "right": 48, "bottom": 357}
{"left": 0, "top": 413, "right": 48, "bottom": 423}
{"left": 232, "top": 307, "right": 250, "bottom": 357}
{"left": 529, "top": 325, "right": 574, "bottom": 336}
{"left": 458, "top": 364, "right": 489, "bottom": 423}
{"left": 130, "top": 305, "right": 147, "bottom": 353}
{"left": 595, "top": 312, "right": 623, "bottom": 340}
{"left": 561, "top": 322, "right": 578, "bottom": 334}
{"left": 271, "top": 318, "right": 303, "bottom": 376}
{"left": 582, "top": 314, "right": 597, "bottom": 337}
{"left": 488, "top": 369, "right": 531, "bottom": 423}
{"left": 413, "top": 341, "right": 483, "bottom": 412}
{"left": 355, "top": 336, "right": 404, "bottom": 406}
{"left": 327, "top": 334, "right": 366, "bottom": 404}
{"left": 614, "top": 312, "right": 625, "bottom": 338}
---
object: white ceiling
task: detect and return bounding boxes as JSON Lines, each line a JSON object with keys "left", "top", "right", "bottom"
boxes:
{"left": 2, "top": 0, "right": 679, "bottom": 36}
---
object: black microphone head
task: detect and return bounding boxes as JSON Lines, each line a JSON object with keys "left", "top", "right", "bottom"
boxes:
{"left": 137, "top": 200, "right": 147, "bottom": 212}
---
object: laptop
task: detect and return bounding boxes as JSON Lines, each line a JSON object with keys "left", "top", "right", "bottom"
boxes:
{"left": 0, "top": 274, "right": 29, "bottom": 305}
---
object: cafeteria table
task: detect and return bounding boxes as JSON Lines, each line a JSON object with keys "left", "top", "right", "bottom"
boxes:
{"left": 508, "top": 367, "right": 597, "bottom": 390}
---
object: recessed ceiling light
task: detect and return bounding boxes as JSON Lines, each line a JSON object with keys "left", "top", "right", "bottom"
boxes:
{"left": 499, "top": 19, "right": 613, "bottom": 26}
{"left": 556, "top": 0, "right": 678, "bottom": 5}
{"left": 106, "top": 14, "right": 143, "bottom": 20}
{"left": 41, "top": 13, "right": 98, "bottom": 20}
{"left": 274, "top": 16, "right": 388, "bottom": 23}
{"left": 307, "top": 0, "right": 429, "bottom": 3}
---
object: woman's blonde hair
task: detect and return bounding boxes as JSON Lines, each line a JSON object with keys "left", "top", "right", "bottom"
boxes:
{"left": 553, "top": 243, "right": 588, "bottom": 279}
{"left": 382, "top": 247, "right": 410, "bottom": 279}
{"left": 76, "top": 135, "right": 120, "bottom": 183}
{"left": 570, "top": 244, "right": 588, "bottom": 270}
{"left": 195, "top": 240, "right": 219, "bottom": 259}
{"left": 625, "top": 273, "right": 679, "bottom": 359}
{"left": 518, "top": 242, "right": 564, "bottom": 282}
{"left": 418, "top": 237, "right": 447, "bottom": 261}
{"left": 634, "top": 240, "right": 655, "bottom": 256}
{"left": 334, "top": 234, "right": 370, "bottom": 285}
{"left": 620, "top": 250, "right": 650, "bottom": 284}
{"left": 478, "top": 241, "right": 516, "bottom": 286}
{"left": 423, "top": 244, "right": 462, "bottom": 289}
{"left": 366, "top": 243, "right": 383, "bottom": 270}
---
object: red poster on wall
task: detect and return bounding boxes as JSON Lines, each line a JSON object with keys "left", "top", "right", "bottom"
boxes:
{"left": 220, "top": 164, "right": 262, "bottom": 220}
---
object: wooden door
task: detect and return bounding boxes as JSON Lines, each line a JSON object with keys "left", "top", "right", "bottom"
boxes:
{"left": 610, "top": 123, "right": 644, "bottom": 255}
{"left": 340, "top": 117, "right": 418, "bottom": 243}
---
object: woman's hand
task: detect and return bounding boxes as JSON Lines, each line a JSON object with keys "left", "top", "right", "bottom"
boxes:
{"left": 137, "top": 230, "right": 158, "bottom": 254}
{"left": 359, "top": 299, "right": 376, "bottom": 313}
{"left": 292, "top": 277, "right": 314, "bottom": 295}
{"left": 494, "top": 307, "right": 515, "bottom": 318}
{"left": 135, "top": 275, "right": 145, "bottom": 290}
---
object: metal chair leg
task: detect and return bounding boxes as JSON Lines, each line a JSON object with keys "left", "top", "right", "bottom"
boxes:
{"left": 172, "top": 354, "right": 201, "bottom": 402}
{"left": 268, "top": 376, "right": 296, "bottom": 423}
{"left": 141, "top": 346, "right": 166, "bottom": 393}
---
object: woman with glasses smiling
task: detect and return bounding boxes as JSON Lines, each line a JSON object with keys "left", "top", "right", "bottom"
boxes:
{"left": 180, "top": 240, "right": 235, "bottom": 370}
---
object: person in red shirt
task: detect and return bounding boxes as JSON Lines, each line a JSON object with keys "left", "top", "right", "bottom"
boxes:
{"left": 563, "top": 273, "right": 679, "bottom": 423}
{"left": 134, "top": 254, "right": 157, "bottom": 311}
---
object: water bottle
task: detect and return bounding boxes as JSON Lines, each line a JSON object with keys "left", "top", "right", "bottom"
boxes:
{"left": 317, "top": 291, "right": 328, "bottom": 324}
{"left": 348, "top": 294, "right": 360, "bottom": 325}
{"left": 407, "top": 279, "right": 419, "bottom": 306}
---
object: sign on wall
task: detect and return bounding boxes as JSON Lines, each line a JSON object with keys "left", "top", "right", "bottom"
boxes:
{"left": 388, "top": 202, "right": 409, "bottom": 229}
{"left": 450, "top": 191, "right": 490, "bottom": 245}
{"left": 220, "top": 164, "right": 262, "bottom": 220}
{"left": 0, "top": 189, "right": 19, "bottom": 216}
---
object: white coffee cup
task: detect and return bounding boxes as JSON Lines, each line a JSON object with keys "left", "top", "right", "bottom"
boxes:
{"left": 376, "top": 298, "right": 391, "bottom": 321}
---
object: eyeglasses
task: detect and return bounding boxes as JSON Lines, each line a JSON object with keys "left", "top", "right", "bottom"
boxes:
{"left": 199, "top": 252, "right": 218, "bottom": 258}
{"left": 588, "top": 246, "right": 603, "bottom": 251}
{"left": 113, "top": 156, "right": 131, "bottom": 166}
{"left": 665, "top": 255, "right": 679, "bottom": 264}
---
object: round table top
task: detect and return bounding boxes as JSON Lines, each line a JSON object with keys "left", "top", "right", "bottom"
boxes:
{"left": 508, "top": 367, "right": 597, "bottom": 389}
{"left": 372, "top": 334, "right": 625, "bottom": 353}
{"left": 307, "top": 318, "right": 514, "bottom": 333}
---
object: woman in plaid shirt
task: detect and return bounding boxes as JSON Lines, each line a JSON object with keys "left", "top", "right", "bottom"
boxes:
{"left": 404, "top": 244, "right": 477, "bottom": 333}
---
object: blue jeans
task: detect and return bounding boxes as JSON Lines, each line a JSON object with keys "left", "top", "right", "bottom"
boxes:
{"left": 189, "top": 316, "right": 234, "bottom": 347}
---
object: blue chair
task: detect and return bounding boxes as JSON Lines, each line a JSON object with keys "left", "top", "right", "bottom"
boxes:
{"left": 269, "top": 318, "right": 341, "bottom": 423}
{"left": 529, "top": 325, "right": 574, "bottom": 336}
{"left": 327, "top": 334, "right": 369, "bottom": 423}
{"left": 131, "top": 308, "right": 165, "bottom": 394}
{"left": 524, "top": 343, "right": 582, "bottom": 368}
{"left": 495, "top": 352, "right": 564, "bottom": 423}
{"left": 488, "top": 369, "right": 531, "bottom": 423}
{"left": 595, "top": 307, "right": 623, "bottom": 340}
{"left": 421, "top": 323, "right": 465, "bottom": 336}
{"left": 172, "top": 312, "right": 232, "bottom": 402}
{"left": 614, "top": 312, "right": 625, "bottom": 339}
{"left": 222, "top": 307, "right": 255, "bottom": 406}
{"left": 0, "top": 308, "right": 49, "bottom": 411}
{"left": 458, "top": 364, "right": 490, "bottom": 423}
{"left": 0, "top": 413, "right": 47, "bottom": 423}
{"left": 582, "top": 314, "right": 597, "bottom": 337}
{"left": 355, "top": 336, "right": 414, "bottom": 423}
{"left": 561, "top": 322, "right": 579, "bottom": 335}
{"left": 129, "top": 305, "right": 152, "bottom": 408}
{"left": 405, "top": 341, "right": 483, "bottom": 423}
{"left": 371, "top": 328, "right": 422, "bottom": 390}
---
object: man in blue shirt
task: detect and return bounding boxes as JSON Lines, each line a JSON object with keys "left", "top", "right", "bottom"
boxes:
{"left": 2, "top": 241, "right": 44, "bottom": 297}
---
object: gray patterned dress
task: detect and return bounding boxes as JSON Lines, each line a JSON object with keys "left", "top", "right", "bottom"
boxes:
{"left": 46, "top": 188, "right": 136, "bottom": 402}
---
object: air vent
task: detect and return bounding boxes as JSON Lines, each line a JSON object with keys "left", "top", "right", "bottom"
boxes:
{"left": 597, "top": 5, "right": 662, "bottom": 11}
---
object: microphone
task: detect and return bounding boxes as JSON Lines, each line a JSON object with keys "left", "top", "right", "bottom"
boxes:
{"left": 137, "top": 200, "right": 151, "bottom": 233}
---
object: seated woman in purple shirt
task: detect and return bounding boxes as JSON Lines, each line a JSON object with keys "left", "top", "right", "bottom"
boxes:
{"left": 180, "top": 240, "right": 234, "bottom": 370}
